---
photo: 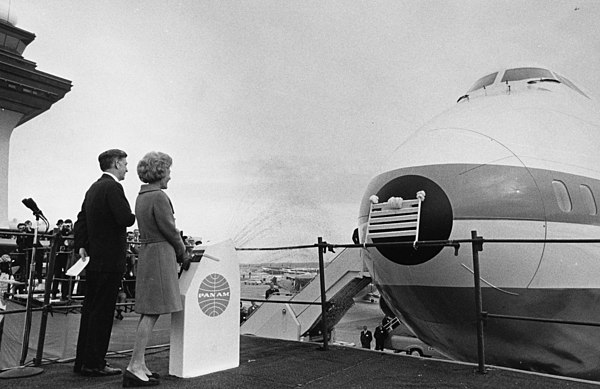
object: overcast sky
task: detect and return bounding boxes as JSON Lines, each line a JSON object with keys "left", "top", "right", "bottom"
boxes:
{"left": 4, "top": 1, "right": 600, "bottom": 262}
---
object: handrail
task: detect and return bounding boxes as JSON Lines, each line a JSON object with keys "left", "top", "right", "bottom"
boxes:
{"left": 240, "top": 297, "right": 322, "bottom": 306}
{"left": 383, "top": 316, "right": 400, "bottom": 332}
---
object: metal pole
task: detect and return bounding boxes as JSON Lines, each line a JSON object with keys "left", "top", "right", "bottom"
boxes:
{"left": 19, "top": 218, "right": 40, "bottom": 366}
{"left": 471, "top": 230, "right": 486, "bottom": 374}
{"left": 317, "top": 237, "right": 328, "bottom": 351}
{"left": 35, "top": 231, "right": 60, "bottom": 366}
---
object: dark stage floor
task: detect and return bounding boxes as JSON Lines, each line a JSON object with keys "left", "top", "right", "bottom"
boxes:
{"left": 2, "top": 335, "right": 599, "bottom": 388}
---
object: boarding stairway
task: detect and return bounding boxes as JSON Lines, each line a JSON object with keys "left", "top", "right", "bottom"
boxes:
{"left": 240, "top": 248, "right": 371, "bottom": 341}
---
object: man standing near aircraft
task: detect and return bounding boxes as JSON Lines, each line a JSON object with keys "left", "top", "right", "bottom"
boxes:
{"left": 73, "top": 149, "right": 135, "bottom": 377}
{"left": 374, "top": 324, "right": 387, "bottom": 351}
{"left": 360, "top": 326, "right": 373, "bottom": 349}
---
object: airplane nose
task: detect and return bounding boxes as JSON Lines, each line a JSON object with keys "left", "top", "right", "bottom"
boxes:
{"left": 372, "top": 175, "right": 453, "bottom": 265}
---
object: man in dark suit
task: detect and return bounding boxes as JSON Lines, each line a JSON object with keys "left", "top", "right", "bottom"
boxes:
{"left": 360, "top": 326, "right": 373, "bottom": 349}
{"left": 73, "top": 149, "right": 136, "bottom": 377}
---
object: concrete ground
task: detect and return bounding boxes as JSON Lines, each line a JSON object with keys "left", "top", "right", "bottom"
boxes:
{"left": 1, "top": 335, "right": 599, "bottom": 388}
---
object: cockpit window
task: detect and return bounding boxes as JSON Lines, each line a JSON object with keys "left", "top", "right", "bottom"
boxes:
{"left": 555, "top": 73, "right": 589, "bottom": 98}
{"left": 468, "top": 72, "right": 498, "bottom": 93}
{"left": 501, "top": 67, "right": 554, "bottom": 83}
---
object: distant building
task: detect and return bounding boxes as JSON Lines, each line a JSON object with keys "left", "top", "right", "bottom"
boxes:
{"left": 0, "top": 16, "right": 72, "bottom": 225}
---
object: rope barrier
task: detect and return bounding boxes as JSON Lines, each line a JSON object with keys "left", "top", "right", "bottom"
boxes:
{"left": 235, "top": 244, "right": 318, "bottom": 251}
{"left": 234, "top": 237, "right": 600, "bottom": 253}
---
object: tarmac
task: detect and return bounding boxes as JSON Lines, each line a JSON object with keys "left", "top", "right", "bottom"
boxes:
{"left": 2, "top": 335, "right": 600, "bottom": 388}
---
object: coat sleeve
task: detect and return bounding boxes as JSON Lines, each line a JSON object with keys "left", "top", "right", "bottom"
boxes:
{"left": 153, "top": 192, "right": 186, "bottom": 260}
{"left": 107, "top": 181, "right": 136, "bottom": 227}
{"left": 73, "top": 199, "right": 88, "bottom": 251}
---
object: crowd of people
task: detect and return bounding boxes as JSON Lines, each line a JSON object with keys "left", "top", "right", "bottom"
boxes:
{"left": 0, "top": 218, "right": 148, "bottom": 303}
{"left": 0, "top": 218, "right": 62, "bottom": 295}
{"left": 0, "top": 216, "right": 136, "bottom": 302}
{"left": 0, "top": 204, "right": 200, "bottom": 305}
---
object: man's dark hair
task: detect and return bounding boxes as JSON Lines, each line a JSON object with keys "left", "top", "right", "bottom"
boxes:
{"left": 98, "top": 149, "right": 127, "bottom": 171}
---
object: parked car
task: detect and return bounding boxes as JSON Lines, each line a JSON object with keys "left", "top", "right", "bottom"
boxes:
{"left": 386, "top": 335, "right": 446, "bottom": 358}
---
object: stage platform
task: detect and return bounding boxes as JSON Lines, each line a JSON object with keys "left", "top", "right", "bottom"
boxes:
{"left": 3, "top": 336, "right": 599, "bottom": 388}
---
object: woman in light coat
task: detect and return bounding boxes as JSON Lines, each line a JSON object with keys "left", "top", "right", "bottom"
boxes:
{"left": 124, "top": 151, "right": 187, "bottom": 387}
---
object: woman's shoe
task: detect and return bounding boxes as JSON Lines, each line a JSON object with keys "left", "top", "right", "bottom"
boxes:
{"left": 141, "top": 369, "right": 159, "bottom": 379}
{"left": 122, "top": 370, "right": 159, "bottom": 387}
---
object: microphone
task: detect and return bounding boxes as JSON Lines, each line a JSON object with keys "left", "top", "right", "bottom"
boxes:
{"left": 22, "top": 198, "right": 44, "bottom": 217}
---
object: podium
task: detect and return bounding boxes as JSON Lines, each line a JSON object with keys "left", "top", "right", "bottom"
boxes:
{"left": 170, "top": 240, "right": 240, "bottom": 378}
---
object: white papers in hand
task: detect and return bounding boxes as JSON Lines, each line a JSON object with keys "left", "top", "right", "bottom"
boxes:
{"left": 66, "top": 256, "right": 90, "bottom": 276}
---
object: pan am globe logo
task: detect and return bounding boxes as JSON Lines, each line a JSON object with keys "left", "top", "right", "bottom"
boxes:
{"left": 197, "top": 273, "right": 231, "bottom": 317}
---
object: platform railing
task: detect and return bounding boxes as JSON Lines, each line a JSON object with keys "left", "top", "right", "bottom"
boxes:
{"left": 0, "top": 230, "right": 140, "bottom": 369}
{"left": 5, "top": 232, "right": 600, "bottom": 376}
{"left": 1, "top": 235, "right": 338, "bottom": 368}
{"left": 237, "top": 236, "right": 335, "bottom": 350}
{"left": 235, "top": 237, "right": 461, "bottom": 351}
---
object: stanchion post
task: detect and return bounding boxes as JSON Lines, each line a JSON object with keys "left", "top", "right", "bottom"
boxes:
{"left": 471, "top": 230, "right": 486, "bottom": 374}
{"left": 0, "top": 204, "right": 45, "bottom": 379}
{"left": 34, "top": 231, "right": 61, "bottom": 366}
{"left": 19, "top": 218, "right": 41, "bottom": 366}
{"left": 317, "top": 236, "right": 328, "bottom": 351}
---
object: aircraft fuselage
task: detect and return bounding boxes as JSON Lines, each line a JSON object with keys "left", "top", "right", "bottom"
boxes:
{"left": 359, "top": 67, "right": 600, "bottom": 380}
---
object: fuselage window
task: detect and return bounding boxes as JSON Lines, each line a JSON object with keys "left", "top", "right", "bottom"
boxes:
{"left": 552, "top": 180, "right": 572, "bottom": 212}
{"left": 579, "top": 184, "right": 597, "bottom": 215}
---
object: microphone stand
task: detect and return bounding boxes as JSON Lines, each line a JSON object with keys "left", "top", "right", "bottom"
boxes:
{"left": 0, "top": 214, "right": 45, "bottom": 379}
